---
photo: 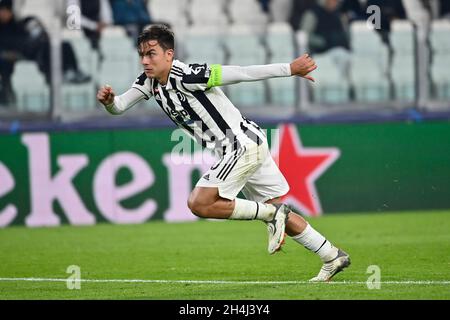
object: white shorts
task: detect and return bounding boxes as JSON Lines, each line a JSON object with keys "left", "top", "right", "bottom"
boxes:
{"left": 196, "top": 141, "right": 290, "bottom": 203}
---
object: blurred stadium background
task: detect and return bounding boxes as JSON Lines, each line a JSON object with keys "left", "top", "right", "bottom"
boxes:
{"left": 0, "top": 0, "right": 449, "bottom": 300}
{"left": 1, "top": 0, "right": 450, "bottom": 118}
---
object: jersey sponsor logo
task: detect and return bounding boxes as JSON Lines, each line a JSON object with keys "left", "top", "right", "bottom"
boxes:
{"left": 166, "top": 107, "right": 189, "bottom": 119}
{"left": 164, "top": 107, "right": 192, "bottom": 127}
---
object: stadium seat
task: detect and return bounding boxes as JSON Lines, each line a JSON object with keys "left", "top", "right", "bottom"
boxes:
{"left": 63, "top": 29, "right": 99, "bottom": 77}
{"left": 99, "top": 27, "right": 141, "bottom": 96}
{"left": 62, "top": 84, "right": 97, "bottom": 112}
{"left": 269, "top": 0, "right": 292, "bottom": 22}
{"left": 267, "top": 76, "right": 297, "bottom": 107}
{"left": 312, "top": 51, "right": 350, "bottom": 104}
{"left": 350, "top": 21, "right": 387, "bottom": 56}
{"left": 62, "top": 29, "right": 98, "bottom": 111}
{"left": 224, "top": 24, "right": 267, "bottom": 107}
{"left": 266, "top": 23, "right": 296, "bottom": 106}
{"left": 224, "top": 24, "right": 266, "bottom": 61}
{"left": 266, "top": 22, "right": 295, "bottom": 60}
{"left": 183, "top": 26, "right": 226, "bottom": 65}
{"left": 228, "top": 0, "right": 269, "bottom": 27}
{"left": 390, "top": 20, "right": 415, "bottom": 101}
{"left": 349, "top": 21, "right": 390, "bottom": 102}
{"left": 430, "top": 20, "right": 450, "bottom": 100}
{"left": 226, "top": 80, "right": 266, "bottom": 108}
{"left": 148, "top": 0, "right": 189, "bottom": 31}
{"left": 11, "top": 61, "right": 50, "bottom": 112}
{"left": 188, "top": 0, "right": 228, "bottom": 27}
{"left": 350, "top": 57, "right": 389, "bottom": 102}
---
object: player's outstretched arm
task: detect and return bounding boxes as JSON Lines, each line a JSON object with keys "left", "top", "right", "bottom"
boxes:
{"left": 206, "top": 54, "right": 317, "bottom": 89}
{"left": 97, "top": 85, "right": 146, "bottom": 115}
{"left": 290, "top": 53, "right": 317, "bottom": 82}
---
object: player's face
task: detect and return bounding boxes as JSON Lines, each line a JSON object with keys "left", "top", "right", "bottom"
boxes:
{"left": 139, "top": 40, "right": 174, "bottom": 81}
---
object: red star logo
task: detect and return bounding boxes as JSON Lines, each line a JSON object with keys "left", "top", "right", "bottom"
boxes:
{"left": 272, "top": 124, "right": 340, "bottom": 216}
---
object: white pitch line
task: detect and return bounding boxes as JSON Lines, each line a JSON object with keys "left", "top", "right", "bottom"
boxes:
{"left": 0, "top": 278, "right": 449, "bottom": 285}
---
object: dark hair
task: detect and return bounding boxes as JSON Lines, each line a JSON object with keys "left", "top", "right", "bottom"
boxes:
{"left": 137, "top": 24, "right": 175, "bottom": 51}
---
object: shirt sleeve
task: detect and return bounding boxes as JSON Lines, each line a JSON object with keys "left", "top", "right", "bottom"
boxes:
{"left": 182, "top": 63, "right": 292, "bottom": 91}
{"left": 132, "top": 72, "right": 153, "bottom": 99}
{"left": 180, "top": 63, "right": 211, "bottom": 92}
{"left": 105, "top": 72, "right": 152, "bottom": 115}
{"left": 105, "top": 87, "right": 147, "bottom": 115}
{"left": 216, "top": 64, "right": 292, "bottom": 87}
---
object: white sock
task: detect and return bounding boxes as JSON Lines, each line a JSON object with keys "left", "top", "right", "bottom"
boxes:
{"left": 229, "top": 198, "right": 276, "bottom": 221}
{"left": 292, "top": 224, "right": 338, "bottom": 262}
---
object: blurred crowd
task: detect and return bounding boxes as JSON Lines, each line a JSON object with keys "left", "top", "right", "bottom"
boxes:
{"left": 1, "top": 0, "right": 450, "bottom": 107}
{"left": 284, "top": 0, "right": 449, "bottom": 57}
{"left": 1, "top": 0, "right": 155, "bottom": 106}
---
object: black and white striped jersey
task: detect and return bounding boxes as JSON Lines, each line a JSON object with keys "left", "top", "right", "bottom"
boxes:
{"left": 132, "top": 59, "right": 266, "bottom": 156}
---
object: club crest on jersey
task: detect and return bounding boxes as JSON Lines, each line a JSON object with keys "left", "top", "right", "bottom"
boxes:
{"left": 177, "top": 91, "right": 187, "bottom": 102}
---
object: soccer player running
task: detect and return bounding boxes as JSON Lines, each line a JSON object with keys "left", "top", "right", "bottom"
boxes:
{"left": 97, "top": 25, "right": 350, "bottom": 281}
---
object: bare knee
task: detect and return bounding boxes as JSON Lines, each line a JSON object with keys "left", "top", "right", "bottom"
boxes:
{"left": 188, "top": 187, "right": 221, "bottom": 218}
{"left": 187, "top": 195, "right": 209, "bottom": 218}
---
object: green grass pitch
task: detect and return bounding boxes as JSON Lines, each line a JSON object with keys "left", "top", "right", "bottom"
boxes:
{"left": 0, "top": 211, "right": 449, "bottom": 300}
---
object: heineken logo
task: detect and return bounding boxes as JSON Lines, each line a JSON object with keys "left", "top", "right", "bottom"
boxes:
{"left": 272, "top": 125, "right": 340, "bottom": 216}
{"left": 0, "top": 127, "right": 341, "bottom": 227}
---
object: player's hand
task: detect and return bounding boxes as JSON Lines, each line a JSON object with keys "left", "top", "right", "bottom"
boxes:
{"left": 290, "top": 54, "right": 317, "bottom": 82}
{"left": 97, "top": 85, "right": 115, "bottom": 106}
